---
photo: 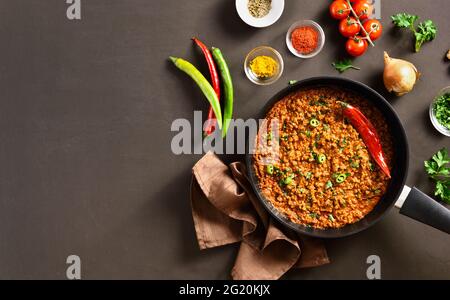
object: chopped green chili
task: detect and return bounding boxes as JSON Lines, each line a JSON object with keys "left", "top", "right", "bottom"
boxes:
{"left": 349, "top": 158, "right": 360, "bottom": 169}
{"left": 317, "top": 154, "right": 327, "bottom": 164}
{"left": 309, "top": 212, "right": 319, "bottom": 219}
{"left": 279, "top": 174, "right": 294, "bottom": 186}
{"left": 335, "top": 173, "right": 349, "bottom": 184}
{"left": 310, "top": 118, "right": 320, "bottom": 127}
{"left": 350, "top": 161, "right": 360, "bottom": 168}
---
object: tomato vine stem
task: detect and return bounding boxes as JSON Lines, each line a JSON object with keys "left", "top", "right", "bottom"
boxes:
{"left": 346, "top": 0, "right": 375, "bottom": 47}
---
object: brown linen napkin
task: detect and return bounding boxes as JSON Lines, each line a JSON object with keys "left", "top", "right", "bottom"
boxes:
{"left": 190, "top": 152, "right": 329, "bottom": 280}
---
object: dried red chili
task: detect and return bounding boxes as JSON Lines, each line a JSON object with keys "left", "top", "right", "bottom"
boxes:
{"left": 339, "top": 101, "right": 391, "bottom": 178}
{"left": 291, "top": 26, "right": 319, "bottom": 54}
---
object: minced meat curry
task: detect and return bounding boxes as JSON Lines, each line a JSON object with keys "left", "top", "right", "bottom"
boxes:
{"left": 253, "top": 87, "right": 393, "bottom": 229}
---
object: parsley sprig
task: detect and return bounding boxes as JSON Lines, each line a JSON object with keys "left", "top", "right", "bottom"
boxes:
{"left": 332, "top": 59, "right": 360, "bottom": 73}
{"left": 424, "top": 148, "right": 450, "bottom": 204}
{"left": 391, "top": 13, "right": 437, "bottom": 52}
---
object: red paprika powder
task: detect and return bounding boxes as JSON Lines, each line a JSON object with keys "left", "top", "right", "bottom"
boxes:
{"left": 291, "top": 26, "right": 319, "bottom": 54}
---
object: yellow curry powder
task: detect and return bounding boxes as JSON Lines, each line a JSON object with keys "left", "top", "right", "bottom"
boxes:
{"left": 250, "top": 55, "right": 278, "bottom": 79}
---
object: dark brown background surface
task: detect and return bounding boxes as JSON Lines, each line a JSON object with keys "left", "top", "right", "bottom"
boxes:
{"left": 0, "top": 0, "right": 448, "bottom": 279}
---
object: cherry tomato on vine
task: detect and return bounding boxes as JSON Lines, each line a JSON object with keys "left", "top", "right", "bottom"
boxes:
{"left": 346, "top": 36, "right": 368, "bottom": 57}
{"left": 329, "top": 0, "right": 350, "bottom": 20}
{"left": 363, "top": 19, "right": 383, "bottom": 41}
{"left": 353, "top": 0, "right": 373, "bottom": 21}
{"left": 348, "top": 0, "right": 363, "bottom": 7}
{"left": 339, "top": 17, "right": 361, "bottom": 38}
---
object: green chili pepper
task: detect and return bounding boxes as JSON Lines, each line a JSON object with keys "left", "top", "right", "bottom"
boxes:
{"left": 350, "top": 160, "right": 360, "bottom": 168}
{"left": 335, "top": 173, "right": 347, "bottom": 183}
{"left": 317, "top": 154, "right": 327, "bottom": 164}
{"left": 273, "top": 166, "right": 281, "bottom": 175}
{"left": 279, "top": 174, "right": 294, "bottom": 187}
{"left": 310, "top": 118, "right": 320, "bottom": 127}
{"left": 309, "top": 212, "right": 319, "bottom": 219}
{"left": 211, "top": 47, "right": 233, "bottom": 137}
{"left": 266, "top": 164, "right": 274, "bottom": 175}
{"left": 283, "top": 175, "right": 294, "bottom": 185}
{"left": 170, "top": 56, "right": 222, "bottom": 129}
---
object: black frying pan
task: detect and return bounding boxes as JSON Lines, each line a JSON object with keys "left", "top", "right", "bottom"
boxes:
{"left": 245, "top": 77, "right": 450, "bottom": 238}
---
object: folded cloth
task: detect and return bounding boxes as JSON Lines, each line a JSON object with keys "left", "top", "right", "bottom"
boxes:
{"left": 190, "top": 152, "right": 329, "bottom": 280}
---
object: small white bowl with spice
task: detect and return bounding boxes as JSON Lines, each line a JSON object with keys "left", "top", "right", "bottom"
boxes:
{"left": 236, "top": 0, "right": 285, "bottom": 28}
{"left": 286, "top": 20, "right": 325, "bottom": 58}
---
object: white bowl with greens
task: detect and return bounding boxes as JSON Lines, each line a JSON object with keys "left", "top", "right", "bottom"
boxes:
{"left": 430, "top": 87, "right": 450, "bottom": 137}
{"left": 236, "top": 0, "right": 284, "bottom": 28}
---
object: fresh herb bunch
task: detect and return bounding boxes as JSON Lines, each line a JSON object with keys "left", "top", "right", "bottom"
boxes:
{"left": 424, "top": 148, "right": 450, "bottom": 204}
{"left": 332, "top": 59, "right": 360, "bottom": 73}
{"left": 391, "top": 13, "right": 437, "bottom": 52}
{"left": 433, "top": 92, "right": 450, "bottom": 130}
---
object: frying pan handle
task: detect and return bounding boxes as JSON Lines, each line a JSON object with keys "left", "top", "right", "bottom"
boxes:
{"left": 395, "top": 186, "right": 450, "bottom": 234}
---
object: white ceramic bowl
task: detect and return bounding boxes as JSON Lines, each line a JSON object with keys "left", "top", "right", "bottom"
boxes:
{"left": 236, "top": 0, "right": 285, "bottom": 28}
{"left": 429, "top": 86, "right": 450, "bottom": 137}
{"left": 286, "top": 20, "right": 325, "bottom": 58}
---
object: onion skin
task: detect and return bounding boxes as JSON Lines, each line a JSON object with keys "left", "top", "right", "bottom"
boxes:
{"left": 383, "top": 52, "right": 420, "bottom": 96}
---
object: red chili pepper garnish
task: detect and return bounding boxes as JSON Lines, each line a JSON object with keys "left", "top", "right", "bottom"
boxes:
{"left": 339, "top": 101, "right": 391, "bottom": 178}
{"left": 192, "top": 38, "right": 221, "bottom": 137}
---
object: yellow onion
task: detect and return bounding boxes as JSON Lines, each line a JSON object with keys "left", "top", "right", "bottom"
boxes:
{"left": 383, "top": 52, "right": 420, "bottom": 96}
